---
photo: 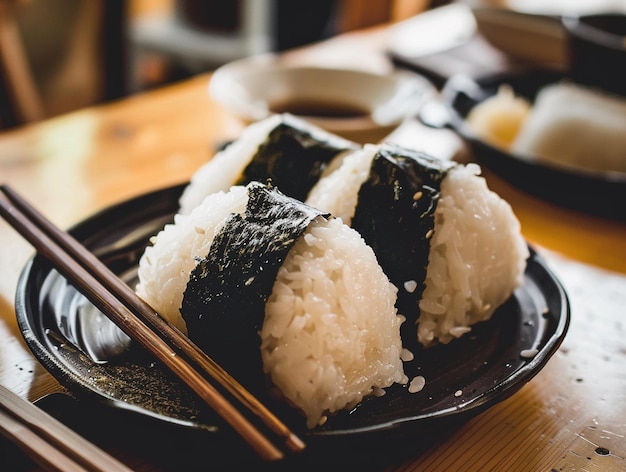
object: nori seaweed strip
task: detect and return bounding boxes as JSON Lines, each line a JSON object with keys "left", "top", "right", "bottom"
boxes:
{"left": 181, "top": 182, "right": 328, "bottom": 392}
{"left": 351, "top": 143, "right": 454, "bottom": 348}
{"left": 235, "top": 114, "right": 357, "bottom": 202}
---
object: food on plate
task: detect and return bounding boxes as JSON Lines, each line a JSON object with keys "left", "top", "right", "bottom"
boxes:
{"left": 136, "top": 117, "right": 528, "bottom": 427}
{"left": 306, "top": 142, "right": 529, "bottom": 346}
{"left": 136, "top": 182, "right": 406, "bottom": 428}
{"left": 178, "top": 113, "right": 358, "bottom": 214}
{"left": 511, "top": 82, "right": 626, "bottom": 173}
{"left": 467, "top": 81, "right": 626, "bottom": 174}
{"left": 465, "top": 85, "right": 530, "bottom": 149}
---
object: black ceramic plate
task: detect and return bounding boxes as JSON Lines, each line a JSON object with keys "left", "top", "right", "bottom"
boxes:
{"left": 15, "top": 185, "right": 569, "bottom": 459}
{"left": 418, "top": 68, "right": 626, "bottom": 221}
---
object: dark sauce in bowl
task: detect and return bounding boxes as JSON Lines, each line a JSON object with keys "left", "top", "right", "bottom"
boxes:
{"left": 269, "top": 99, "right": 371, "bottom": 119}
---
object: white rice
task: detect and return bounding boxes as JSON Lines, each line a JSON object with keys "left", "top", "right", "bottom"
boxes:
{"left": 261, "top": 216, "right": 406, "bottom": 428}
{"left": 305, "top": 144, "right": 378, "bottom": 225}
{"left": 417, "top": 163, "right": 529, "bottom": 345}
{"left": 511, "top": 82, "right": 626, "bottom": 174}
{"left": 135, "top": 186, "right": 249, "bottom": 332}
{"left": 178, "top": 115, "right": 282, "bottom": 215}
{"left": 136, "top": 184, "right": 406, "bottom": 428}
{"left": 408, "top": 375, "right": 426, "bottom": 393}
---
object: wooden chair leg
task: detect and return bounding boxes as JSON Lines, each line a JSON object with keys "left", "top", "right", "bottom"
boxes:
{"left": 0, "top": 1, "right": 45, "bottom": 125}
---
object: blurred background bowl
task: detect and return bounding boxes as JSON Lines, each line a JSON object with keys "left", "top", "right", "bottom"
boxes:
{"left": 562, "top": 12, "right": 626, "bottom": 97}
{"left": 418, "top": 68, "right": 626, "bottom": 221}
{"left": 471, "top": 6, "right": 565, "bottom": 66}
{"left": 208, "top": 54, "right": 434, "bottom": 143}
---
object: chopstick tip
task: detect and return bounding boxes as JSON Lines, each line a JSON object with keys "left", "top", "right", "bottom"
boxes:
{"left": 286, "top": 433, "right": 306, "bottom": 454}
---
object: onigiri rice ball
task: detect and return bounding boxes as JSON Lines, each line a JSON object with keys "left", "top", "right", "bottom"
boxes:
{"left": 179, "top": 113, "right": 357, "bottom": 214}
{"left": 136, "top": 182, "right": 406, "bottom": 428}
{"left": 306, "top": 143, "right": 529, "bottom": 346}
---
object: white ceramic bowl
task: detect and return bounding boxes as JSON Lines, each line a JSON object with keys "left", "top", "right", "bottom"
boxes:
{"left": 208, "top": 54, "right": 434, "bottom": 143}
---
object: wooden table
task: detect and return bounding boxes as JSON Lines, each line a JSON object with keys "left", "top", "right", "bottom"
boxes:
{"left": 1, "top": 22, "right": 626, "bottom": 471}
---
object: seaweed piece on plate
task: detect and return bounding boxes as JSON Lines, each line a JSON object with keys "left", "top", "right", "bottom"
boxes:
{"left": 179, "top": 114, "right": 357, "bottom": 213}
{"left": 181, "top": 183, "right": 324, "bottom": 386}
{"left": 236, "top": 114, "right": 358, "bottom": 201}
{"left": 351, "top": 144, "right": 454, "bottom": 345}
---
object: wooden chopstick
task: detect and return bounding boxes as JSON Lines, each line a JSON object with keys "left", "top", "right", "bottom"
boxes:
{"left": 0, "top": 185, "right": 304, "bottom": 461}
{"left": 0, "top": 385, "right": 132, "bottom": 472}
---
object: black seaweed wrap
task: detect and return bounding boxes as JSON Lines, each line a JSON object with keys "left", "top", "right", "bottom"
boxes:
{"left": 235, "top": 115, "right": 357, "bottom": 201}
{"left": 351, "top": 144, "right": 454, "bottom": 343}
{"left": 181, "top": 182, "right": 328, "bottom": 389}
